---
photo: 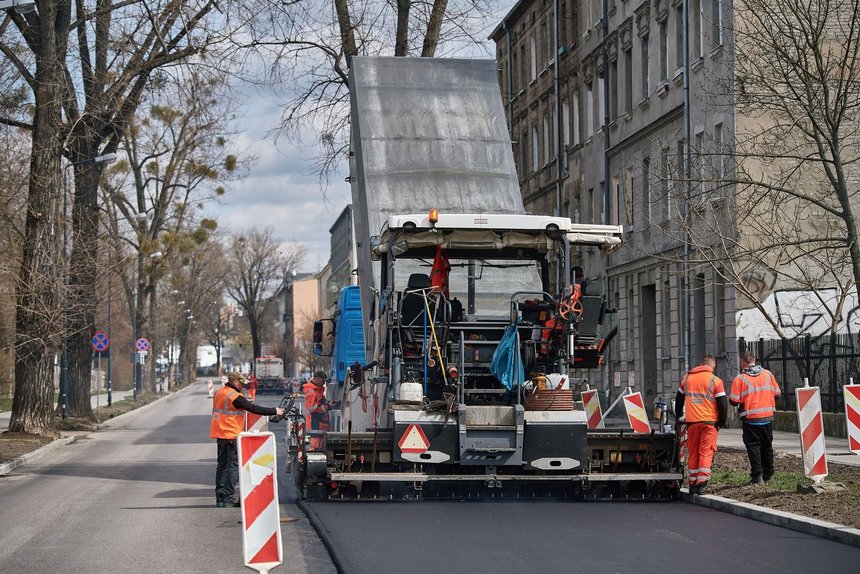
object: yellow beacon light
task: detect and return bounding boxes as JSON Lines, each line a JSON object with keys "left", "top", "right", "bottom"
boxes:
{"left": 429, "top": 208, "right": 440, "bottom": 226}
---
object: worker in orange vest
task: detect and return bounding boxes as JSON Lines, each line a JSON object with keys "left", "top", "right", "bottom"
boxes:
{"left": 303, "top": 371, "right": 331, "bottom": 450}
{"left": 674, "top": 355, "right": 727, "bottom": 494}
{"left": 247, "top": 373, "right": 258, "bottom": 401}
{"left": 210, "top": 371, "right": 284, "bottom": 507}
{"left": 730, "top": 351, "right": 781, "bottom": 485}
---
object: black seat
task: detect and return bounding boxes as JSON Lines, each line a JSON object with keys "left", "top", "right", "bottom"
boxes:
{"left": 401, "top": 273, "right": 431, "bottom": 325}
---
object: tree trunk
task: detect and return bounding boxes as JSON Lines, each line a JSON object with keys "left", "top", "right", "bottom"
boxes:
{"left": 249, "top": 315, "right": 261, "bottom": 361}
{"left": 10, "top": 1, "right": 73, "bottom": 435}
{"left": 421, "top": 0, "right": 449, "bottom": 57}
{"left": 395, "top": 0, "right": 411, "bottom": 56}
{"left": 146, "top": 283, "right": 158, "bottom": 393}
{"left": 64, "top": 162, "right": 101, "bottom": 420}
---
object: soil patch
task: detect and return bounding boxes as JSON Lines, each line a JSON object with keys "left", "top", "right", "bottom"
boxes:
{"left": 0, "top": 432, "right": 55, "bottom": 463}
{"left": 709, "top": 448, "right": 860, "bottom": 529}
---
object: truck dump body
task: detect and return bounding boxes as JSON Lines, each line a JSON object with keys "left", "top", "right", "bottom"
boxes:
{"left": 349, "top": 57, "right": 529, "bottom": 358}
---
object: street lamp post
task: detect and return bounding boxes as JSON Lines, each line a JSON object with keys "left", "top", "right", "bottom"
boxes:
{"left": 61, "top": 152, "right": 116, "bottom": 419}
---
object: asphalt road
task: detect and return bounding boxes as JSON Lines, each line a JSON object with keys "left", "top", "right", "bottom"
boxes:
{"left": 1, "top": 381, "right": 858, "bottom": 574}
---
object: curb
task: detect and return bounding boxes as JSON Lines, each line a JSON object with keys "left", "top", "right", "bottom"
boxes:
{"left": 0, "top": 435, "right": 77, "bottom": 476}
{"left": 683, "top": 490, "right": 860, "bottom": 548}
{"left": 297, "top": 499, "right": 345, "bottom": 574}
{"left": 95, "top": 382, "right": 195, "bottom": 430}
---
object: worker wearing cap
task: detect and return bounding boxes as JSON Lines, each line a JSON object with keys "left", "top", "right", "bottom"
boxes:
{"left": 674, "top": 355, "right": 727, "bottom": 495}
{"left": 730, "top": 351, "right": 781, "bottom": 485}
{"left": 302, "top": 371, "right": 331, "bottom": 450}
{"left": 210, "top": 371, "right": 284, "bottom": 507}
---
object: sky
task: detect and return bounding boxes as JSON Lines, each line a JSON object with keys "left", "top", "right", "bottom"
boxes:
{"left": 208, "top": 90, "right": 351, "bottom": 274}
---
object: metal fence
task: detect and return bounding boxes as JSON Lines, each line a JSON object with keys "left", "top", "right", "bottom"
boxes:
{"left": 739, "top": 334, "right": 860, "bottom": 413}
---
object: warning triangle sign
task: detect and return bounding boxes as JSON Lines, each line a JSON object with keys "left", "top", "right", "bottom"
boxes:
{"left": 398, "top": 424, "right": 430, "bottom": 453}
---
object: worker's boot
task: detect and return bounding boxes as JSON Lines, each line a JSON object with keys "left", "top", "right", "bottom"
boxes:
{"left": 748, "top": 475, "right": 763, "bottom": 485}
{"left": 696, "top": 481, "right": 708, "bottom": 494}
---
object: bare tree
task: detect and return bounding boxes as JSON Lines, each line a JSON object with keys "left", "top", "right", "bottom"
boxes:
{"left": 223, "top": 228, "right": 305, "bottom": 360}
{"left": 728, "top": 0, "right": 860, "bottom": 306}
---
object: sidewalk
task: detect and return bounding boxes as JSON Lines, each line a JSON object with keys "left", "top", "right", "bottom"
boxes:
{"left": 718, "top": 427, "right": 860, "bottom": 467}
{"left": 0, "top": 389, "right": 135, "bottom": 430}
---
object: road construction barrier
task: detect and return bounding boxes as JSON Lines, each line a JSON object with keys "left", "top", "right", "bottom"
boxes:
{"left": 844, "top": 382, "right": 860, "bottom": 455}
{"left": 796, "top": 381, "right": 828, "bottom": 482}
{"left": 245, "top": 412, "right": 269, "bottom": 433}
{"left": 622, "top": 390, "right": 651, "bottom": 433}
{"left": 207, "top": 380, "right": 214, "bottom": 398}
{"left": 238, "top": 432, "right": 282, "bottom": 574}
{"left": 581, "top": 389, "right": 605, "bottom": 429}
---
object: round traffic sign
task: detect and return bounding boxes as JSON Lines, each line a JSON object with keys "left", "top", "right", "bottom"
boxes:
{"left": 92, "top": 331, "right": 110, "bottom": 352}
{"left": 135, "top": 337, "right": 150, "bottom": 352}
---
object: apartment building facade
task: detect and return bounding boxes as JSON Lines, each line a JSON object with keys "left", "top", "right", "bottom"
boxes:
{"left": 491, "top": 0, "right": 738, "bottom": 406}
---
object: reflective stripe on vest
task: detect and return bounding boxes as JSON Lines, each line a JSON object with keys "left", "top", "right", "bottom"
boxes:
{"left": 210, "top": 388, "right": 244, "bottom": 439}
{"left": 683, "top": 373, "right": 725, "bottom": 422}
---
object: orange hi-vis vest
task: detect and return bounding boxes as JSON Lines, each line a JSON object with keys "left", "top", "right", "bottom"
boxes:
{"left": 730, "top": 368, "right": 780, "bottom": 421}
{"left": 680, "top": 365, "right": 726, "bottom": 423}
{"left": 210, "top": 386, "right": 244, "bottom": 439}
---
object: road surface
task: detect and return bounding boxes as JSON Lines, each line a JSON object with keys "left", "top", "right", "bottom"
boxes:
{"left": 0, "top": 381, "right": 857, "bottom": 574}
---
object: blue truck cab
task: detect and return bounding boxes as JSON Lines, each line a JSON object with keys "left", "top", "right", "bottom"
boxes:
{"left": 313, "top": 285, "right": 365, "bottom": 432}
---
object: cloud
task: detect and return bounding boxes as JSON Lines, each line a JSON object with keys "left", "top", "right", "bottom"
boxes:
{"left": 209, "top": 90, "right": 350, "bottom": 273}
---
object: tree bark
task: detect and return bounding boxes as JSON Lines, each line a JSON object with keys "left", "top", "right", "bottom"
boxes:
{"left": 421, "top": 0, "right": 449, "bottom": 57}
{"left": 64, "top": 161, "right": 101, "bottom": 420}
{"left": 10, "top": 1, "right": 73, "bottom": 435}
{"left": 395, "top": 0, "right": 411, "bottom": 56}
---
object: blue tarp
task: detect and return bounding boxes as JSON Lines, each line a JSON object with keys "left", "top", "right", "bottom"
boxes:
{"left": 490, "top": 323, "right": 524, "bottom": 390}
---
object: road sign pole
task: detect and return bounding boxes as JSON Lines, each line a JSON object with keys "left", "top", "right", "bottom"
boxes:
{"left": 96, "top": 352, "right": 101, "bottom": 413}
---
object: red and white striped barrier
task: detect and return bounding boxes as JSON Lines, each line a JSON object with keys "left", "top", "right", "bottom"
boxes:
{"left": 245, "top": 412, "right": 269, "bottom": 433}
{"left": 581, "top": 389, "right": 605, "bottom": 429}
{"left": 207, "top": 380, "right": 214, "bottom": 397}
{"left": 623, "top": 390, "right": 651, "bottom": 433}
{"left": 238, "top": 432, "right": 282, "bottom": 574}
{"left": 796, "top": 382, "right": 828, "bottom": 482}
{"left": 844, "top": 382, "right": 860, "bottom": 456}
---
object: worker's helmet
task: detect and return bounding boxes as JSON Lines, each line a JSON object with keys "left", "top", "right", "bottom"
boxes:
{"left": 227, "top": 371, "right": 246, "bottom": 385}
{"left": 313, "top": 371, "right": 327, "bottom": 384}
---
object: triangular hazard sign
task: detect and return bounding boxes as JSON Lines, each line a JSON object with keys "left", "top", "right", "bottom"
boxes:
{"left": 398, "top": 424, "right": 430, "bottom": 453}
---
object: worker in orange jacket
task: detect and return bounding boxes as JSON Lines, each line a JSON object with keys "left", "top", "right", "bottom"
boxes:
{"left": 674, "top": 355, "right": 727, "bottom": 494}
{"left": 247, "top": 373, "right": 258, "bottom": 401}
{"left": 210, "top": 371, "right": 284, "bottom": 507}
{"left": 303, "top": 371, "right": 331, "bottom": 450}
{"left": 730, "top": 351, "right": 781, "bottom": 484}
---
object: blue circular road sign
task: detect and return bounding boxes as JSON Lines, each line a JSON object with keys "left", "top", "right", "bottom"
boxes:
{"left": 135, "top": 337, "right": 150, "bottom": 352}
{"left": 92, "top": 331, "right": 110, "bottom": 352}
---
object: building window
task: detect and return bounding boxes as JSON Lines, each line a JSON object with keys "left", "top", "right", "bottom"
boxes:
{"left": 543, "top": 115, "right": 551, "bottom": 165}
{"left": 677, "top": 138, "right": 685, "bottom": 211}
{"left": 609, "top": 59, "right": 618, "bottom": 120}
{"left": 626, "top": 166, "right": 634, "bottom": 227}
{"left": 714, "top": 122, "right": 724, "bottom": 183}
{"left": 520, "top": 45, "right": 527, "bottom": 90}
{"left": 611, "top": 175, "right": 620, "bottom": 225}
{"left": 712, "top": 0, "right": 723, "bottom": 49}
{"left": 553, "top": 108, "right": 559, "bottom": 156}
{"left": 540, "top": 20, "right": 548, "bottom": 67}
{"left": 530, "top": 35, "right": 537, "bottom": 81}
{"left": 641, "top": 35, "right": 650, "bottom": 99}
{"left": 675, "top": 3, "right": 683, "bottom": 70}
{"left": 562, "top": 100, "right": 571, "bottom": 147}
{"left": 586, "top": 83, "right": 594, "bottom": 137}
{"left": 715, "top": 270, "right": 726, "bottom": 354}
{"left": 591, "top": 0, "right": 600, "bottom": 27}
{"left": 695, "top": 131, "right": 705, "bottom": 198}
{"left": 662, "top": 146, "right": 671, "bottom": 219}
{"left": 598, "top": 75, "right": 605, "bottom": 128}
{"left": 573, "top": 92, "right": 581, "bottom": 145}
{"left": 532, "top": 124, "right": 539, "bottom": 172}
{"left": 692, "top": 0, "right": 702, "bottom": 59}
{"left": 624, "top": 47, "right": 633, "bottom": 113}
{"left": 662, "top": 279, "right": 672, "bottom": 356}
{"left": 521, "top": 130, "right": 528, "bottom": 178}
{"left": 587, "top": 187, "right": 595, "bottom": 222}
{"left": 660, "top": 20, "right": 668, "bottom": 81}
{"left": 511, "top": 50, "right": 519, "bottom": 94}
{"left": 643, "top": 156, "right": 651, "bottom": 222}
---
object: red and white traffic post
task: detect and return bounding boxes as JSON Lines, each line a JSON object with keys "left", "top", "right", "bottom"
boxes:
{"left": 796, "top": 378, "right": 828, "bottom": 482}
{"left": 581, "top": 386, "right": 605, "bottom": 429}
{"left": 622, "top": 388, "right": 651, "bottom": 433}
{"left": 844, "top": 378, "right": 860, "bottom": 456}
{"left": 237, "top": 432, "right": 283, "bottom": 573}
{"left": 245, "top": 412, "right": 269, "bottom": 433}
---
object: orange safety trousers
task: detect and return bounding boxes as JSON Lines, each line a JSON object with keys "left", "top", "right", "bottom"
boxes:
{"left": 687, "top": 423, "right": 718, "bottom": 486}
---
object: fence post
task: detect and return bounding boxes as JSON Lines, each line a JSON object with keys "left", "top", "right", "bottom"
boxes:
{"left": 781, "top": 337, "right": 788, "bottom": 398}
{"left": 805, "top": 334, "right": 812, "bottom": 388}
{"left": 830, "top": 331, "right": 838, "bottom": 412}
